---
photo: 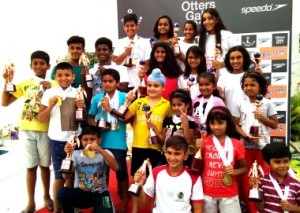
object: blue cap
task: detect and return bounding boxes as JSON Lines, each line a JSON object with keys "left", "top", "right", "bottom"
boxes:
{"left": 148, "top": 68, "right": 166, "bottom": 85}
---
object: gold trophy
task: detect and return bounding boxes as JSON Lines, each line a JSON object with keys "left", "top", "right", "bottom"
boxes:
{"left": 60, "top": 133, "right": 80, "bottom": 173}
{"left": 4, "top": 61, "right": 16, "bottom": 92}
{"left": 75, "top": 85, "right": 87, "bottom": 121}
{"left": 248, "top": 160, "right": 264, "bottom": 202}
{"left": 79, "top": 53, "right": 93, "bottom": 82}
{"left": 124, "top": 40, "right": 135, "bottom": 67}
{"left": 190, "top": 128, "right": 207, "bottom": 174}
{"left": 249, "top": 94, "right": 263, "bottom": 137}
{"left": 142, "top": 104, "right": 158, "bottom": 144}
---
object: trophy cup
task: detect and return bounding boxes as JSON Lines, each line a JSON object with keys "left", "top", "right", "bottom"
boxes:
{"left": 4, "top": 61, "right": 16, "bottom": 92}
{"left": 248, "top": 160, "right": 264, "bottom": 202}
{"left": 115, "top": 86, "right": 138, "bottom": 118}
{"left": 187, "top": 76, "right": 195, "bottom": 90}
{"left": 142, "top": 104, "right": 158, "bottom": 144}
{"left": 75, "top": 85, "right": 87, "bottom": 121}
{"left": 190, "top": 128, "right": 207, "bottom": 174}
{"left": 97, "top": 96, "right": 111, "bottom": 130}
{"left": 149, "top": 37, "right": 158, "bottom": 48}
{"left": 254, "top": 52, "right": 261, "bottom": 65}
{"left": 128, "top": 159, "right": 150, "bottom": 196}
{"left": 138, "top": 61, "right": 147, "bottom": 98}
{"left": 60, "top": 133, "right": 80, "bottom": 173}
{"left": 173, "top": 23, "right": 181, "bottom": 56}
{"left": 79, "top": 53, "right": 93, "bottom": 82}
{"left": 249, "top": 94, "right": 264, "bottom": 137}
{"left": 124, "top": 40, "right": 135, "bottom": 67}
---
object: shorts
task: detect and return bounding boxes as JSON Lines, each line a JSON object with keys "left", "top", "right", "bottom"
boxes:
{"left": 50, "top": 139, "right": 67, "bottom": 179}
{"left": 21, "top": 130, "right": 51, "bottom": 168}
{"left": 204, "top": 195, "right": 241, "bottom": 213}
{"left": 130, "top": 147, "right": 161, "bottom": 176}
{"left": 108, "top": 149, "right": 128, "bottom": 181}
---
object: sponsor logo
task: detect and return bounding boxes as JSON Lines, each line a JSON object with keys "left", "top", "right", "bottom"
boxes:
{"left": 270, "top": 136, "right": 286, "bottom": 145}
{"left": 266, "top": 85, "right": 287, "bottom": 98}
{"left": 272, "top": 33, "right": 288, "bottom": 46}
{"left": 260, "top": 63, "right": 269, "bottom": 69}
{"left": 269, "top": 123, "right": 286, "bottom": 137}
{"left": 272, "top": 101, "right": 284, "bottom": 107}
{"left": 272, "top": 60, "right": 287, "bottom": 72}
{"left": 272, "top": 76, "right": 285, "bottom": 82}
{"left": 242, "top": 35, "right": 256, "bottom": 47}
{"left": 260, "top": 47, "right": 287, "bottom": 60}
{"left": 258, "top": 37, "right": 270, "bottom": 44}
{"left": 241, "top": 4, "right": 287, "bottom": 15}
{"left": 276, "top": 111, "right": 286, "bottom": 123}
{"left": 263, "top": 73, "right": 271, "bottom": 85}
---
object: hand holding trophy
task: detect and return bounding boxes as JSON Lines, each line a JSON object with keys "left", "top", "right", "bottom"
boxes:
{"left": 60, "top": 133, "right": 80, "bottom": 173}
{"left": 79, "top": 53, "right": 93, "bottom": 82}
{"left": 97, "top": 93, "right": 111, "bottom": 131}
{"left": 248, "top": 160, "right": 264, "bottom": 201}
{"left": 124, "top": 40, "right": 135, "bottom": 67}
{"left": 249, "top": 94, "right": 264, "bottom": 138}
{"left": 187, "top": 76, "right": 195, "bottom": 90}
{"left": 173, "top": 22, "right": 181, "bottom": 56}
{"left": 190, "top": 127, "right": 207, "bottom": 174}
{"left": 114, "top": 86, "right": 137, "bottom": 119}
{"left": 3, "top": 60, "right": 16, "bottom": 92}
{"left": 143, "top": 104, "right": 158, "bottom": 144}
{"left": 75, "top": 85, "right": 87, "bottom": 121}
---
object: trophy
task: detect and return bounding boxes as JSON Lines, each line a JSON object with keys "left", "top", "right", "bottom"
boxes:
{"left": 115, "top": 86, "right": 138, "bottom": 118}
{"left": 60, "top": 133, "right": 80, "bottom": 173}
{"left": 187, "top": 76, "right": 195, "bottom": 90}
{"left": 79, "top": 53, "right": 93, "bottom": 82}
{"left": 254, "top": 52, "right": 261, "bottom": 65}
{"left": 138, "top": 61, "right": 147, "bottom": 98}
{"left": 149, "top": 37, "right": 158, "bottom": 48}
{"left": 128, "top": 159, "right": 150, "bottom": 196}
{"left": 173, "top": 23, "right": 181, "bottom": 56}
{"left": 56, "top": 56, "right": 64, "bottom": 64}
{"left": 142, "top": 104, "right": 158, "bottom": 144}
{"left": 4, "top": 61, "right": 16, "bottom": 92}
{"left": 249, "top": 94, "right": 264, "bottom": 137}
{"left": 124, "top": 40, "right": 135, "bottom": 67}
{"left": 75, "top": 85, "right": 87, "bottom": 121}
{"left": 190, "top": 128, "right": 207, "bottom": 174}
{"left": 97, "top": 95, "right": 110, "bottom": 130}
{"left": 248, "top": 160, "right": 264, "bottom": 202}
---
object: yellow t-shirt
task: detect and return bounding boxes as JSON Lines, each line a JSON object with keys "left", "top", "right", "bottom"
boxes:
{"left": 128, "top": 97, "right": 171, "bottom": 151}
{"left": 12, "top": 79, "right": 57, "bottom": 131}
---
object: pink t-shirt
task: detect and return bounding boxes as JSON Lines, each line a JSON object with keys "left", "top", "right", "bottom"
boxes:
{"left": 201, "top": 135, "right": 245, "bottom": 197}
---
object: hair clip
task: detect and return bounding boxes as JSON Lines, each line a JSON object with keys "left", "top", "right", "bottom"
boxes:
{"left": 211, "top": 108, "right": 227, "bottom": 115}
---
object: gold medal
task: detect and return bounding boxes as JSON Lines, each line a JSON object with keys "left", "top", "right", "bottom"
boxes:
{"left": 83, "top": 149, "right": 96, "bottom": 158}
{"left": 56, "top": 96, "right": 62, "bottom": 106}
{"left": 222, "top": 173, "right": 232, "bottom": 186}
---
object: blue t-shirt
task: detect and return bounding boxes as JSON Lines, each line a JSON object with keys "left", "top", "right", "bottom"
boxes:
{"left": 89, "top": 91, "right": 127, "bottom": 150}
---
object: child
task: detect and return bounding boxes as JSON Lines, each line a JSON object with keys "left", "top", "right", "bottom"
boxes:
{"left": 198, "top": 8, "right": 239, "bottom": 76}
{"left": 153, "top": 15, "right": 174, "bottom": 43}
{"left": 192, "top": 72, "right": 225, "bottom": 131}
{"left": 88, "top": 68, "right": 134, "bottom": 212}
{"left": 250, "top": 143, "right": 300, "bottom": 212}
{"left": 112, "top": 13, "right": 151, "bottom": 90}
{"left": 134, "top": 135, "right": 204, "bottom": 212}
{"left": 179, "top": 20, "right": 199, "bottom": 56}
{"left": 196, "top": 106, "right": 246, "bottom": 212}
{"left": 178, "top": 46, "right": 207, "bottom": 99}
{"left": 1, "top": 51, "right": 55, "bottom": 213}
{"left": 57, "top": 125, "right": 119, "bottom": 213}
{"left": 39, "top": 62, "right": 82, "bottom": 212}
{"left": 232, "top": 71, "right": 278, "bottom": 212}
{"left": 143, "top": 42, "right": 182, "bottom": 100}
{"left": 156, "top": 89, "right": 196, "bottom": 165}
{"left": 90, "top": 37, "right": 129, "bottom": 95}
{"left": 124, "top": 68, "right": 171, "bottom": 213}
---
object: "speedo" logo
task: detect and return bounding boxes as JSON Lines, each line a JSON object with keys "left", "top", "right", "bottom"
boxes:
{"left": 241, "top": 4, "right": 287, "bottom": 15}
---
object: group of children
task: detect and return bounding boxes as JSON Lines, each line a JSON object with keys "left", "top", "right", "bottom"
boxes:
{"left": 1, "top": 8, "right": 299, "bottom": 213}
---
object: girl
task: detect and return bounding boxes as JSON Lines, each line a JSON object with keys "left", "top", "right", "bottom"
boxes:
{"left": 145, "top": 42, "right": 182, "bottom": 100}
{"left": 156, "top": 89, "right": 196, "bottom": 165}
{"left": 198, "top": 8, "right": 239, "bottom": 76}
{"left": 232, "top": 71, "right": 278, "bottom": 213}
{"left": 192, "top": 72, "right": 225, "bottom": 131}
{"left": 178, "top": 46, "right": 207, "bottom": 99}
{"left": 179, "top": 20, "right": 199, "bottom": 55}
{"left": 196, "top": 106, "right": 247, "bottom": 212}
{"left": 153, "top": 15, "right": 174, "bottom": 43}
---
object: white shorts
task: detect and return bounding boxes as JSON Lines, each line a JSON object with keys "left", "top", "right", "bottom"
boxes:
{"left": 20, "top": 130, "right": 51, "bottom": 168}
{"left": 204, "top": 194, "right": 241, "bottom": 213}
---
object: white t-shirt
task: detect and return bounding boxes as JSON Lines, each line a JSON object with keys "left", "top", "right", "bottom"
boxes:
{"left": 177, "top": 74, "right": 200, "bottom": 100}
{"left": 90, "top": 62, "right": 129, "bottom": 83}
{"left": 113, "top": 34, "right": 151, "bottom": 87}
{"left": 177, "top": 40, "right": 198, "bottom": 71}
{"left": 143, "top": 165, "right": 204, "bottom": 213}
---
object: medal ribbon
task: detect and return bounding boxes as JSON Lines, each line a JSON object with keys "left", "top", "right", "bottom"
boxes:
{"left": 198, "top": 95, "right": 214, "bottom": 125}
{"left": 269, "top": 174, "right": 289, "bottom": 213}
{"left": 212, "top": 135, "right": 233, "bottom": 166}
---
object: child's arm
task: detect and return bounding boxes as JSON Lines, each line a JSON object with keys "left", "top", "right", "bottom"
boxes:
{"left": 192, "top": 202, "right": 203, "bottom": 213}
{"left": 88, "top": 115, "right": 97, "bottom": 126}
{"left": 1, "top": 89, "right": 17, "bottom": 106}
{"left": 181, "top": 110, "right": 194, "bottom": 145}
{"left": 233, "top": 116, "right": 250, "bottom": 139}
{"left": 38, "top": 96, "right": 58, "bottom": 122}
{"left": 133, "top": 170, "right": 151, "bottom": 206}
{"left": 255, "top": 112, "right": 278, "bottom": 129}
{"left": 280, "top": 200, "right": 300, "bottom": 212}
{"left": 255, "top": 200, "right": 265, "bottom": 211}
{"left": 224, "top": 158, "right": 247, "bottom": 177}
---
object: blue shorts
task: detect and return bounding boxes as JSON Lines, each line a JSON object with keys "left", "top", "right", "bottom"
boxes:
{"left": 50, "top": 140, "right": 67, "bottom": 179}
{"left": 108, "top": 149, "right": 128, "bottom": 181}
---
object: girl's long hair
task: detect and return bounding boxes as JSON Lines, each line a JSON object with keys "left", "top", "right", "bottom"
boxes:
{"left": 184, "top": 46, "right": 207, "bottom": 79}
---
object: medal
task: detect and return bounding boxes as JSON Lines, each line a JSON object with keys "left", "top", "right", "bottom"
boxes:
{"left": 111, "top": 123, "right": 119, "bottom": 131}
{"left": 222, "top": 173, "right": 232, "bottom": 186}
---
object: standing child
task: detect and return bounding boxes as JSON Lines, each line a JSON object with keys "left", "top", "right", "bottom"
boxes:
{"left": 124, "top": 68, "right": 171, "bottom": 213}
{"left": 57, "top": 125, "right": 119, "bottom": 213}
{"left": 232, "top": 71, "right": 278, "bottom": 212}
{"left": 196, "top": 106, "right": 247, "bottom": 212}
{"left": 249, "top": 143, "right": 300, "bottom": 212}
{"left": 88, "top": 68, "right": 134, "bottom": 213}
{"left": 134, "top": 135, "right": 204, "bottom": 212}
{"left": 39, "top": 62, "right": 82, "bottom": 212}
{"left": 1, "top": 51, "right": 55, "bottom": 213}
{"left": 153, "top": 15, "right": 174, "bottom": 43}
{"left": 178, "top": 46, "right": 207, "bottom": 99}
{"left": 179, "top": 20, "right": 199, "bottom": 55}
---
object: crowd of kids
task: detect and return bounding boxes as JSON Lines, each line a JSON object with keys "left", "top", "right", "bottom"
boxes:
{"left": 1, "top": 8, "right": 297, "bottom": 213}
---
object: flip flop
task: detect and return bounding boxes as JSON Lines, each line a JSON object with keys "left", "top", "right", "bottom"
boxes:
{"left": 44, "top": 199, "right": 54, "bottom": 212}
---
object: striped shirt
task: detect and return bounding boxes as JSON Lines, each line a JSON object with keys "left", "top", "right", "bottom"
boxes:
{"left": 259, "top": 172, "right": 300, "bottom": 212}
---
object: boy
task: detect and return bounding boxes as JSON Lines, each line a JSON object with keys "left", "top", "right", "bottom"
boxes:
{"left": 123, "top": 68, "right": 171, "bottom": 213}
{"left": 90, "top": 37, "right": 129, "bottom": 96}
{"left": 39, "top": 62, "right": 82, "bottom": 212}
{"left": 1, "top": 50, "right": 55, "bottom": 213}
{"left": 250, "top": 143, "right": 300, "bottom": 212}
{"left": 112, "top": 13, "right": 151, "bottom": 90}
{"left": 57, "top": 125, "right": 119, "bottom": 213}
{"left": 134, "top": 135, "right": 204, "bottom": 212}
{"left": 88, "top": 68, "right": 135, "bottom": 212}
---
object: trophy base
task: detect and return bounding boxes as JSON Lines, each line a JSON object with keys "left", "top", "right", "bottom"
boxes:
{"left": 98, "top": 120, "right": 111, "bottom": 131}
{"left": 75, "top": 109, "right": 87, "bottom": 121}
{"left": 189, "top": 157, "right": 202, "bottom": 174}
{"left": 149, "top": 135, "right": 158, "bottom": 145}
{"left": 249, "top": 126, "right": 260, "bottom": 137}
{"left": 248, "top": 188, "right": 263, "bottom": 202}
{"left": 85, "top": 74, "right": 93, "bottom": 82}
{"left": 5, "top": 83, "right": 16, "bottom": 92}
{"left": 128, "top": 183, "right": 142, "bottom": 196}
{"left": 138, "top": 86, "right": 147, "bottom": 98}
{"left": 115, "top": 105, "right": 128, "bottom": 119}
{"left": 60, "top": 158, "right": 73, "bottom": 174}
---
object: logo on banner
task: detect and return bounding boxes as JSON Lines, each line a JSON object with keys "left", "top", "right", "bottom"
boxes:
{"left": 269, "top": 123, "right": 286, "bottom": 137}
{"left": 263, "top": 73, "right": 271, "bottom": 85}
{"left": 242, "top": 35, "right": 256, "bottom": 47}
{"left": 272, "top": 60, "right": 287, "bottom": 72}
{"left": 272, "top": 74, "right": 286, "bottom": 84}
{"left": 181, "top": 1, "right": 216, "bottom": 23}
{"left": 241, "top": 4, "right": 287, "bottom": 14}
{"left": 272, "top": 33, "right": 288, "bottom": 46}
{"left": 258, "top": 37, "right": 270, "bottom": 44}
{"left": 261, "top": 47, "right": 287, "bottom": 60}
{"left": 267, "top": 85, "right": 287, "bottom": 98}
{"left": 276, "top": 111, "right": 286, "bottom": 123}
{"left": 270, "top": 136, "right": 286, "bottom": 145}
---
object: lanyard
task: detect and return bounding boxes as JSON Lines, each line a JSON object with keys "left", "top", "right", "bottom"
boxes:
{"left": 212, "top": 135, "right": 233, "bottom": 166}
{"left": 269, "top": 174, "right": 289, "bottom": 213}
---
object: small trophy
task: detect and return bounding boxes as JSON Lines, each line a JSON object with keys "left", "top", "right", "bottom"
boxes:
{"left": 142, "top": 104, "right": 158, "bottom": 144}
{"left": 56, "top": 56, "right": 64, "bottom": 64}
{"left": 190, "top": 128, "right": 207, "bottom": 174}
{"left": 187, "top": 76, "right": 195, "bottom": 90}
{"left": 254, "top": 52, "right": 261, "bottom": 65}
{"left": 60, "top": 133, "right": 80, "bottom": 173}
{"left": 4, "top": 61, "right": 16, "bottom": 92}
{"left": 173, "top": 23, "right": 181, "bottom": 56}
{"left": 149, "top": 37, "right": 158, "bottom": 47}
{"left": 79, "top": 53, "right": 93, "bottom": 82}
{"left": 128, "top": 159, "right": 150, "bottom": 196}
{"left": 138, "top": 61, "right": 147, "bottom": 98}
{"left": 124, "top": 40, "right": 135, "bottom": 67}
{"left": 75, "top": 85, "right": 87, "bottom": 121}
{"left": 249, "top": 94, "right": 264, "bottom": 137}
{"left": 248, "top": 160, "right": 264, "bottom": 202}
{"left": 97, "top": 96, "right": 110, "bottom": 130}
{"left": 115, "top": 87, "right": 138, "bottom": 118}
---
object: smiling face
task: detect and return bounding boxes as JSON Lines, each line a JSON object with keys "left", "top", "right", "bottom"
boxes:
{"left": 202, "top": 12, "right": 219, "bottom": 34}
{"left": 154, "top": 46, "right": 166, "bottom": 63}
{"left": 146, "top": 81, "right": 164, "bottom": 99}
{"left": 157, "top": 18, "right": 170, "bottom": 36}
{"left": 171, "top": 98, "right": 189, "bottom": 117}
{"left": 269, "top": 157, "right": 290, "bottom": 180}
{"left": 55, "top": 69, "right": 75, "bottom": 90}
{"left": 209, "top": 119, "right": 227, "bottom": 139}
{"left": 95, "top": 44, "right": 112, "bottom": 64}
{"left": 123, "top": 20, "right": 139, "bottom": 39}
{"left": 68, "top": 43, "right": 84, "bottom": 61}
{"left": 165, "top": 146, "right": 188, "bottom": 171}
{"left": 30, "top": 58, "right": 50, "bottom": 79}
{"left": 243, "top": 77, "right": 260, "bottom": 100}
{"left": 187, "top": 51, "right": 201, "bottom": 70}
{"left": 229, "top": 50, "right": 244, "bottom": 73}
{"left": 183, "top": 23, "right": 196, "bottom": 42}
{"left": 198, "top": 77, "right": 215, "bottom": 98}
{"left": 101, "top": 74, "right": 119, "bottom": 94}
